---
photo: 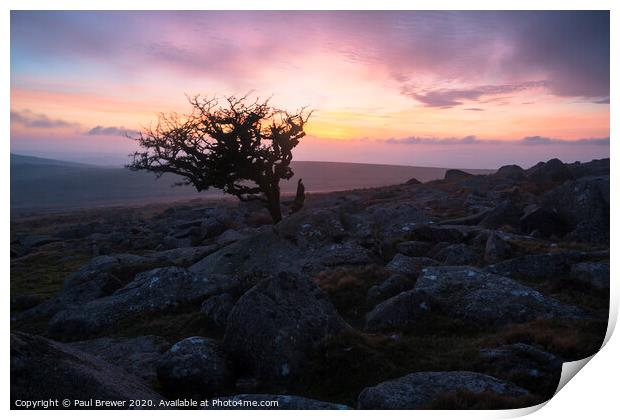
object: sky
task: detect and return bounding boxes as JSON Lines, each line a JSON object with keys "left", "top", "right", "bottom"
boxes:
{"left": 10, "top": 11, "right": 610, "bottom": 169}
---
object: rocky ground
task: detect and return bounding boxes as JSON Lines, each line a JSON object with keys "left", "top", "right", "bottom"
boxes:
{"left": 10, "top": 158, "right": 609, "bottom": 409}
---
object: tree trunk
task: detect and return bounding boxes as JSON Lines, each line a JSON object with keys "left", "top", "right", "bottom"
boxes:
{"left": 265, "top": 184, "right": 282, "bottom": 223}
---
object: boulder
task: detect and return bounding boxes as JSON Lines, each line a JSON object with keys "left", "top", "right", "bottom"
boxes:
{"left": 357, "top": 371, "right": 528, "bottom": 409}
{"left": 311, "top": 241, "right": 375, "bottom": 268}
{"left": 427, "top": 241, "right": 451, "bottom": 257}
{"left": 172, "top": 219, "right": 203, "bottom": 230}
{"left": 148, "top": 245, "right": 218, "bottom": 267}
{"left": 541, "top": 176, "right": 609, "bottom": 244}
{"left": 12, "top": 272, "right": 124, "bottom": 322}
{"left": 170, "top": 217, "right": 227, "bottom": 245}
{"left": 519, "top": 206, "right": 569, "bottom": 237}
{"left": 438, "top": 210, "right": 490, "bottom": 227}
{"left": 55, "top": 223, "right": 94, "bottom": 240}
{"left": 365, "top": 290, "right": 436, "bottom": 332}
{"left": 215, "top": 229, "right": 248, "bottom": 246}
{"left": 484, "top": 233, "right": 512, "bottom": 263}
{"left": 340, "top": 211, "right": 374, "bottom": 243}
{"left": 444, "top": 169, "right": 473, "bottom": 181}
{"left": 190, "top": 226, "right": 372, "bottom": 278}
{"left": 385, "top": 254, "right": 438, "bottom": 278}
{"left": 201, "top": 293, "right": 236, "bottom": 330}
{"left": 434, "top": 195, "right": 467, "bottom": 213}
{"left": 64, "top": 272, "right": 125, "bottom": 299}
{"left": 494, "top": 165, "right": 526, "bottom": 180}
{"left": 408, "top": 225, "right": 466, "bottom": 243}
{"left": 71, "top": 335, "right": 170, "bottom": 383}
{"left": 477, "top": 343, "right": 562, "bottom": 394}
{"left": 568, "top": 158, "right": 610, "bottom": 179}
{"left": 414, "top": 266, "right": 586, "bottom": 327}
{"left": 172, "top": 225, "right": 203, "bottom": 242}
{"left": 63, "top": 253, "right": 166, "bottom": 289}
{"left": 163, "top": 235, "right": 193, "bottom": 249}
{"left": 367, "top": 274, "right": 416, "bottom": 307}
{"left": 367, "top": 201, "right": 430, "bottom": 240}
{"left": 157, "top": 337, "right": 233, "bottom": 397}
{"left": 200, "top": 218, "right": 228, "bottom": 240}
{"left": 277, "top": 208, "right": 347, "bottom": 249}
{"left": 19, "top": 234, "right": 61, "bottom": 251}
{"left": 479, "top": 200, "right": 524, "bottom": 230}
{"left": 433, "top": 243, "right": 480, "bottom": 265}
{"left": 203, "top": 205, "right": 240, "bottom": 227}
{"left": 487, "top": 252, "right": 584, "bottom": 281}
{"left": 526, "top": 158, "right": 574, "bottom": 183}
{"left": 190, "top": 230, "right": 302, "bottom": 277}
{"left": 48, "top": 267, "right": 233, "bottom": 340}
{"left": 470, "top": 229, "right": 491, "bottom": 248}
{"left": 209, "top": 394, "right": 350, "bottom": 410}
{"left": 11, "top": 332, "right": 162, "bottom": 407}
{"left": 570, "top": 262, "right": 610, "bottom": 290}
{"left": 395, "top": 241, "right": 430, "bottom": 257}
{"left": 223, "top": 272, "right": 349, "bottom": 381}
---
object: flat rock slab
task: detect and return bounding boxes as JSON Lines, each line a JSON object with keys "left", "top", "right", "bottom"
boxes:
{"left": 365, "top": 289, "right": 436, "bottom": 332}
{"left": 48, "top": 267, "right": 233, "bottom": 340}
{"left": 415, "top": 266, "right": 586, "bottom": 327}
{"left": 570, "top": 262, "right": 610, "bottom": 290}
{"left": 357, "top": 371, "right": 528, "bottom": 409}
{"left": 367, "top": 201, "right": 430, "bottom": 240}
{"left": 191, "top": 228, "right": 375, "bottom": 278}
{"left": 395, "top": 241, "right": 430, "bottom": 257}
{"left": 19, "top": 234, "right": 62, "bottom": 251}
{"left": 433, "top": 243, "right": 480, "bottom": 265}
{"left": 477, "top": 343, "right": 563, "bottom": 395}
{"left": 147, "top": 245, "right": 219, "bottom": 267}
{"left": 190, "top": 230, "right": 302, "bottom": 277}
{"left": 487, "top": 252, "right": 585, "bottom": 281}
{"left": 385, "top": 254, "right": 438, "bottom": 277}
{"left": 277, "top": 208, "right": 348, "bottom": 248}
{"left": 11, "top": 332, "right": 163, "bottom": 408}
{"left": 64, "top": 253, "right": 166, "bottom": 289}
{"left": 366, "top": 274, "right": 416, "bottom": 307}
{"left": 70, "top": 335, "right": 170, "bottom": 383}
{"left": 479, "top": 343, "right": 562, "bottom": 375}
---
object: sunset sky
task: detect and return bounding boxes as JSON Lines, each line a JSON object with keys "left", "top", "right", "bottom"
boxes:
{"left": 10, "top": 11, "right": 610, "bottom": 168}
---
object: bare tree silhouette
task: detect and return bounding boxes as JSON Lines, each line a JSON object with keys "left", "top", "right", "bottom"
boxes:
{"left": 128, "top": 94, "right": 311, "bottom": 223}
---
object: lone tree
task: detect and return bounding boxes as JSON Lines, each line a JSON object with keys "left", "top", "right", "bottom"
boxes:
{"left": 128, "top": 94, "right": 311, "bottom": 223}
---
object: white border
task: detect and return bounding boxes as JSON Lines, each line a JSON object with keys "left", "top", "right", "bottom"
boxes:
{"left": 3, "top": 2, "right": 617, "bottom": 419}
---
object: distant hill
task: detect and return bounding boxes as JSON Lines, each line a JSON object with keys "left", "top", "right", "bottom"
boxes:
{"left": 10, "top": 154, "right": 492, "bottom": 213}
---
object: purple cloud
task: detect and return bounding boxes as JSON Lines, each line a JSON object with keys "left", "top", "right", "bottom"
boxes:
{"left": 520, "top": 136, "right": 609, "bottom": 146}
{"left": 86, "top": 126, "right": 139, "bottom": 137}
{"left": 507, "top": 11, "right": 609, "bottom": 100}
{"left": 11, "top": 109, "right": 77, "bottom": 128}
{"left": 383, "top": 135, "right": 609, "bottom": 147}
{"left": 403, "top": 81, "right": 548, "bottom": 108}
{"left": 11, "top": 11, "right": 609, "bottom": 102}
{"left": 593, "top": 97, "right": 610, "bottom": 104}
{"left": 385, "top": 135, "right": 483, "bottom": 145}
